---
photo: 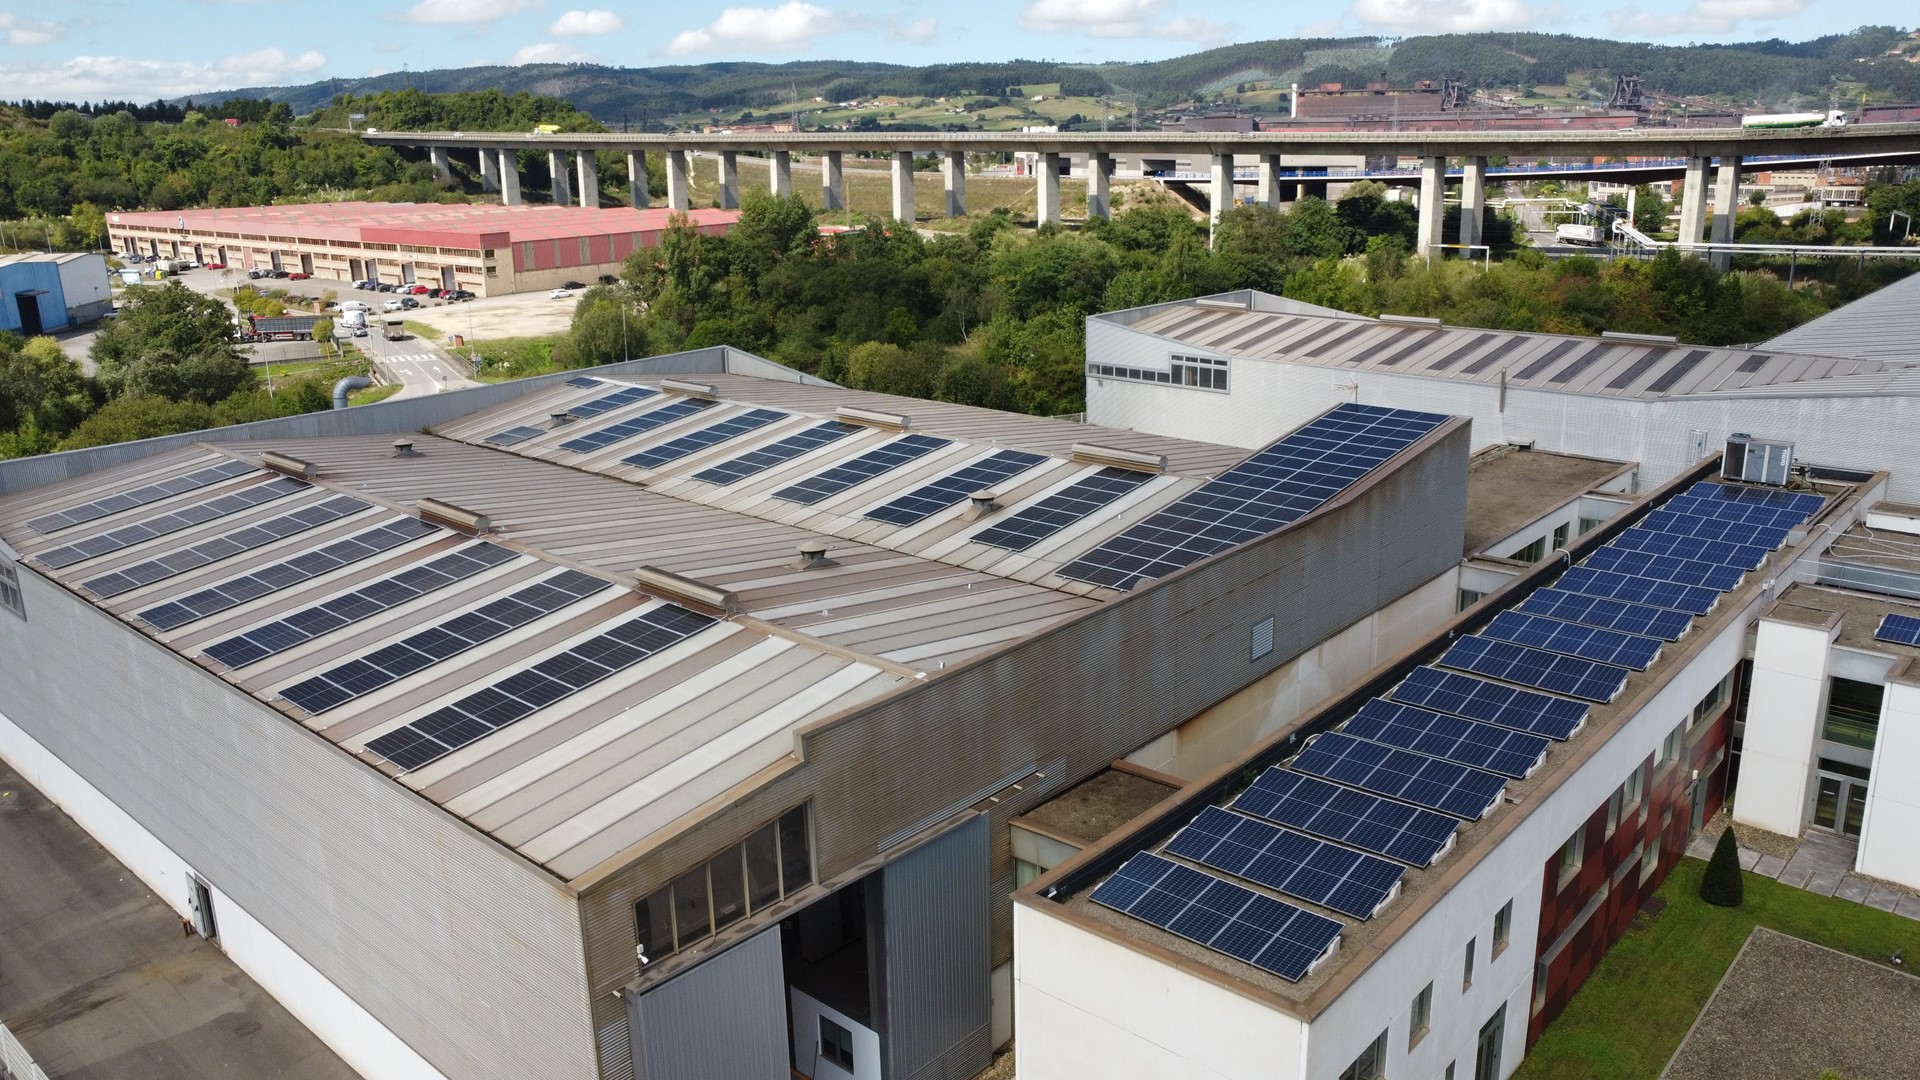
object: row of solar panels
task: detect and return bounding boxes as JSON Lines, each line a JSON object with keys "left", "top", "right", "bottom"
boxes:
{"left": 1092, "top": 479, "right": 1827, "bottom": 984}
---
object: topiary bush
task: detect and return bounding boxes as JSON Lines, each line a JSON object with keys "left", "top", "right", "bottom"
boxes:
{"left": 1701, "top": 827, "right": 1745, "bottom": 908}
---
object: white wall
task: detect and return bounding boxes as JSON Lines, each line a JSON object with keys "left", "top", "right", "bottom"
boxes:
{"left": 0, "top": 705, "right": 450, "bottom": 1080}
{"left": 1735, "top": 615, "right": 1838, "bottom": 836}
{"left": 788, "top": 988, "right": 881, "bottom": 1080}
{"left": 1856, "top": 676, "right": 1920, "bottom": 888}
{"left": 1014, "top": 903, "right": 1308, "bottom": 1080}
{"left": 54, "top": 254, "right": 111, "bottom": 311}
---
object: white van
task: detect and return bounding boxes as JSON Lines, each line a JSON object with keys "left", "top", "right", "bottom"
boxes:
{"left": 338, "top": 300, "right": 370, "bottom": 313}
{"left": 339, "top": 309, "right": 368, "bottom": 328}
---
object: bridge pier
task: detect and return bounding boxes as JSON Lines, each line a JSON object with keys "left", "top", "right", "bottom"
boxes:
{"left": 717, "top": 151, "right": 739, "bottom": 210}
{"left": 771, "top": 150, "right": 792, "bottom": 197}
{"left": 822, "top": 151, "right": 844, "bottom": 212}
{"left": 628, "top": 151, "right": 649, "bottom": 208}
{"left": 666, "top": 149, "right": 690, "bottom": 211}
{"left": 1257, "top": 154, "right": 1281, "bottom": 209}
{"left": 1678, "top": 156, "right": 1710, "bottom": 251}
{"left": 1208, "top": 153, "right": 1232, "bottom": 239}
{"left": 1038, "top": 152, "right": 1061, "bottom": 224}
{"left": 576, "top": 150, "right": 599, "bottom": 208}
{"left": 1087, "top": 153, "right": 1113, "bottom": 219}
{"left": 548, "top": 150, "right": 572, "bottom": 205}
{"left": 942, "top": 151, "right": 966, "bottom": 218}
{"left": 1416, "top": 155, "right": 1446, "bottom": 262}
{"left": 1709, "top": 155, "right": 1742, "bottom": 271}
{"left": 429, "top": 146, "right": 451, "bottom": 185}
{"left": 498, "top": 149, "right": 521, "bottom": 205}
{"left": 479, "top": 147, "right": 500, "bottom": 193}
{"left": 1460, "top": 156, "right": 1487, "bottom": 250}
{"left": 891, "top": 151, "right": 915, "bottom": 222}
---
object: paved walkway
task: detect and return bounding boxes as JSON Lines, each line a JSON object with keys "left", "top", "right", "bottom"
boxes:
{"left": 1687, "top": 826, "right": 1920, "bottom": 920}
{"left": 0, "top": 759, "right": 358, "bottom": 1079}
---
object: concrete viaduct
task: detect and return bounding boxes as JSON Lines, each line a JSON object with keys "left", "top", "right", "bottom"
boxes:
{"left": 370, "top": 125, "right": 1920, "bottom": 264}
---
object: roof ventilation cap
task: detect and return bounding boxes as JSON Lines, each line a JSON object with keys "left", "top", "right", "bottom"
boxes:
{"left": 660, "top": 379, "right": 717, "bottom": 400}
{"left": 964, "top": 490, "right": 1000, "bottom": 521}
{"left": 390, "top": 439, "right": 420, "bottom": 458}
{"left": 835, "top": 405, "right": 910, "bottom": 430}
{"left": 1379, "top": 313, "right": 1443, "bottom": 328}
{"left": 794, "top": 541, "right": 836, "bottom": 570}
{"left": 636, "top": 565, "right": 740, "bottom": 615}
{"left": 1601, "top": 330, "right": 1680, "bottom": 345}
{"left": 549, "top": 411, "right": 575, "bottom": 426}
{"left": 416, "top": 497, "right": 490, "bottom": 534}
{"left": 259, "top": 451, "right": 317, "bottom": 478}
{"left": 1071, "top": 442, "right": 1165, "bottom": 473}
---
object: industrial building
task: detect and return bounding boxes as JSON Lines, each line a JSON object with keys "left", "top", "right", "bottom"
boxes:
{"left": 0, "top": 252, "right": 112, "bottom": 335}
{"left": 102, "top": 203, "right": 739, "bottom": 298}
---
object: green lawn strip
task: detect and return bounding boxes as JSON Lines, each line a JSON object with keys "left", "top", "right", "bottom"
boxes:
{"left": 348, "top": 384, "right": 401, "bottom": 406}
{"left": 1516, "top": 859, "right": 1920, "bottom": 1080}
{"left": 403, "top": 319, "right": 444, "bottom": 341}
{"left": 469, "top": 335, "right": 565, "bottom": 383}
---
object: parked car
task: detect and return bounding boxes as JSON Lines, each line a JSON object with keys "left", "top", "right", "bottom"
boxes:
{"left": 247, "top": 268, "right": 264, "bottom": 279}
{"left": 269, "top": 269, "right": 289, "bottom": 278}
{"left": 399, "top": 297, "right": 420, "bottom": 309}
{"left": 427, "top": 288, "right": 445, "bottom": 299}
{"left": 560, "top": 280, "right": 585, "bottom": 290}
{"left": 405, "top": 284, "right": 429, "bottom": 295}
{"left": 598, "top": 274, "right": 618, "bottom": 286}
{"left": 383, "top": 299, "right": 406, "bottom": 312}
{"left": 204, "top": 262, "right": 225, "bottom": 270}
{"left": 288, "top": 272, "right": 310, "bottom": 280}
{"left": 449, "top": 289, "right": 475, "bottom": 300}
{"left": 351, "top": 326, "right": 368, "bottom": 337}
{"left": 375, "top": 282, "right": 395, "bottom": 292}
{"left": 549, "top": 288, "right": 573, "bottom": 299}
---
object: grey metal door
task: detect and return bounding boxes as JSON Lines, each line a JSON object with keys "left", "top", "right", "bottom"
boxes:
{"left": 628, "top": 923, "right": 788, "bottom": 1080}
{"left": 880, "top": 815, "right": 991, "bottom": 1080}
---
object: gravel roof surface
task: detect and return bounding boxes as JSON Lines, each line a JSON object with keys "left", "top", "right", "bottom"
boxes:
{"left": 1664, "top": 927, "right": 1920, "bottom": 1080}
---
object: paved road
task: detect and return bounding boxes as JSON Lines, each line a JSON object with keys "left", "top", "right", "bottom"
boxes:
{"left": 358, "top": 331, "right": 480, "bottom": 400}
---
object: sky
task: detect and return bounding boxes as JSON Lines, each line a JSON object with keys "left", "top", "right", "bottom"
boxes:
{"left": 0, "top": 0, "right": 1910, "bottom": 103}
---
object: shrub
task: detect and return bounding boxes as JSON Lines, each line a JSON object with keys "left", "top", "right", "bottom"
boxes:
{"left": 1700, "top": 827, "right": 1744, "bottom": 907}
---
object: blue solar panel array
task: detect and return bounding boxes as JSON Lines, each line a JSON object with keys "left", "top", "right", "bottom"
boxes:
{"left": 1089, "top": 851, "right": 1343, "bottom": 982}
{"left": 279, "top": 570, "right": 609, "bottom": 715}
{"left": 81, "top": 495, "right": 368, "bottom": 599}
{"left": 1342, "top": 698, "right": 1548, "bottom": 779}
{"left": 138, "top": 517, "right": 440, "bottom": 631}
{"left": 363, "top": 603, "right": 716, "bottom": 772}
{"left": 1165, "top": 806, "right": 1404, "bottom": 919}
{"left": 1290, "top": 731, "right": 1507, "bottom": 820}
{"left": 773, "top": 433, "right": 952, "bottom": 505}
{"left": 1555, "top": 566, "right": 1721, "bottom": 616}
{"left": 1059, "top": 404, "right": 1449, "bottom": 590}
{"left": 1582, "top": 547, "right": 1746, "bottom": 593}
{"left": 864, "top": 450, "right": 1049, "bottom": 527}
{"left": 1607, "top": 526, "right": 1770, "bottom": 572}
{"left": 1517, "top": 588, "right": 1694, "bottom": 642}
{"left": 565, "top": 384, "right": 656, "bottom": 418}
{"left": 1439, "top": 637, "right": 1629, "bottom": 704}
{"left": 691, "top": 422, "right": 859, "bottom": 485}
{"left": 203, "top": 542, "right": 517, "bottom": 669}
{"left": 559, "top": 398, "right": 715, "bottom": 453}
{"left": 622, "top": 409, "right": 787, "bottom": 470}
{"left": 971, "top": 467, "right": 1153, "bottom": 552}
{"left": 36, "top": 476, "right": 308, "bottom": 569}
{"left": 484, "top": 426, "right": 545, "bottom": 447}
{"left": 1875, "top": 612, "right": 1920, "bottom": 647}
{"left": 1389, "top": 666, "right": 1590, "bottom": 740}
{"left": 1639, "top": 507, "right": 1790, "bottom": 549}
{"left": 1481, "top": 610, "right": 1662, "bottom": 670}
{"left": 28, "top": 459, "right": 255, "bottom": 534}
{"left": 1233, "top": 767, "right": 1458, "bottom": 867}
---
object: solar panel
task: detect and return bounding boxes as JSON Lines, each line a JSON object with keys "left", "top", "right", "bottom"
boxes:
{"left": 1555, "top": 565, "right": 1721, "bottom": 616}
{"left": 1059, "top": 404, "right": 1448, "bottom": 590}
{"left": 1607, "top": 525, "right": 1771, "bottom": 572}
{"left": 621, "top": 409, "right": 787, "bottom": 470}
{"left": 137, "top": 517, "right": 440, "bottom": 631}
{"left": 1683, "top": 481, "right": 1825, "bottom": 518}
{"left": 971, "top": 467, "right": 1153, "bottom": 553}
{"left": 1439, "top": 636, "right": 1629, "bottom": 704}
{"left": 1481, "top": 609, "right": 1663, "bottom": 670}
{"left": 1088, "top": 851, "right": 1342, "bottom": 983}
{"left": 1232, "top": 767, "right": 1457, "bottom": 867}
{"left": 564, "top": 385, "right": 656, "bottom": 418}
{"left": 202, "top": 542, "right": 517, "bottom": 668}
{"left": 79, "top": 495, "right": 368, "bottom": 599}
{"left": 690, "top": 422, "right": 859, "bottom": 485}
{"left": 363, "top": 603, "right": 716, "bottom": 772}
{"left": 1582, "top": 546, "right": 1745, "bottom": 592}
{"left": 1517, "top": 588, "right": 1695, "bottom": 641}
{"left": 772, "top": 433, "right": 953, "bottom": 505}
{"left": 1290, "top": 731, "right": 1506, "bottom": 820}
{"left": 27, "top": 459, "right": 256, "bottom": 534}
{"left": 484, "top": 425, "right": 545, "bottom": 446}
{"left": 35, "top": 476, "right": 309, "bottom": 569}
{"left": 1874, "top": 612, "right": 1920, "bottom": 647}
{"left": 1342, "top": 698, "right": 1549, "bottom": 779}
{"left": 558, "top": 398, "right": 716, "bottom": 452}
{"left": 566, "top": 376, "right": 600, "bottom": 388}
{"left": 1388, "top": 666, "right": 1589, "bottom": 740}
{"left": 1640, "top": 508, "right": 1790, "bottom": 550}
{"left": 864, "top": 450, "right": 1050, "bottom": 527}
{"left": 1165, "top": 806, "right": 1404, "bottom": 919}
{"left": 279, "top": 569, "right": 609, "bottom": 715}
{"left": 1661, "top": 494, "right": 1810, "bottom": 532}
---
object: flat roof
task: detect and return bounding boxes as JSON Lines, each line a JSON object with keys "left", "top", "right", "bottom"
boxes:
{"left": 1107, "top": 294, "right": 1891, "bottom": 401}
{"left": 1767, "top": 583, "right": 1920, "bottom": 657}
{"left": 1019, "top": 768, "right": 1182, "bottom": 847}
{"left": 1463, "top": 445, "right": 1632, "bottom": 557}
{"left": 105, "top": 202, "right": 739, "bottom": 250}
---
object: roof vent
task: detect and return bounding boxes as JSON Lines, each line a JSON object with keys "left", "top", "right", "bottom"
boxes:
{"left": 259, "top": 451, "right": 316, "bottom": 479}
{"left": 390, "top": 439, "right": 420, "bottom": 458}
{"left": 1602, "top": 330, "right": 1680, "bottom": 345}
{"left": 964, "top": 490, "right": 1000, "bottom": 521}
{"left": 660, "top": 379, "right": 717, "bottom": 400}
{"left": 835, "top": 405, "right": 910, "bottom": 430}
{"left": 636, "top": 565, "right": 739, "bottom": 615}
{"left": 1193, "top": 297, "right": 1250, "bottom": 311}
{"left": 416, "top": 497, "right": 491, "bottom": 534}
{"left": 549, "top": 411, "right": 575, "bottom": 426}
{"left": 793, "top": 541, "right": 836, "bottom": 570}
{"left": 1380, "top": 313, "right": 1443, "bottom": 327}
{"left": 1071, "top": 442, "right": 1165, "bottom": 473}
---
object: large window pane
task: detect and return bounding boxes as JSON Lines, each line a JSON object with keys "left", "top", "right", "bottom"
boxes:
{"left": 635, "top": 890, "right": 674, "bottom": 961}
{"left": 745, "top": 824, "right": 781, "bottom": 913}
{"left": 1822, "top": 677, "right": 1882, "bottom": 749}
{"left": 710, "top": 849, "right": 747, "bottom": 934}
{"left": 778, "top": 806, "right": 811, "bottom": 895}
{"left": 671, "top": 867, "right": 711, "bottom": 951}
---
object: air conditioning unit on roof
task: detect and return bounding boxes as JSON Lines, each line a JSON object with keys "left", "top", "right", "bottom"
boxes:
{"left": 1722, "top": 433, "right": 1795, "bottom": 486}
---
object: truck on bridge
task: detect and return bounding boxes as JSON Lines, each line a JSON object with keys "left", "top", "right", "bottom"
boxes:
{"left": 1742, "top": 110, "right": 1848, "bottom": 129}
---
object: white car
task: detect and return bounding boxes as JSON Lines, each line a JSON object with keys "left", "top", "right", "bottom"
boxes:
{"left": 549, "top": 288, "right": 573, "bottom": 299}
{"left": 382, "top": 299, "right": 405, "bottom": 312}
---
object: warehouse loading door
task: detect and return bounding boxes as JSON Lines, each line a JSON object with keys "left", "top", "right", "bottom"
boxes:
{"left": 14, "top": 292, "right": 44, "bottom": 336}
{"left": 878, "top": 815, "right": 991, "bottom": 1080}
{"left": 441, "top": 266, "right": 457, "bottom": 291}
{"left": 628, "top": 924, "right": 788, "bottom": 1080}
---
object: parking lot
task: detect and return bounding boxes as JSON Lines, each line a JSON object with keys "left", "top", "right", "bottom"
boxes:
{"left": 154, "top": 266, "right": 581, "bottom": 342}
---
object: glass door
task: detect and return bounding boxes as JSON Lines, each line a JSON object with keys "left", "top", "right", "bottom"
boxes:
{"left": 1474, "top": 1004, "right": 1505, "bottom": 1080}
{"left": 1812, "top": 774, "right": 1868, "bottom": 838}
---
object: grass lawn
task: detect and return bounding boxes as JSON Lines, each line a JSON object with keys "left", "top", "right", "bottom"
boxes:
{"left": 1516, "top": 858, "right": 1920, "bottom": 1080}
{"left": 348, "top": 383, "right": 401, "bottom": 406}
{"left": 470, "top": 334, "right": 565, "bottom": 383}
{"left": 403, "top": 319, "right": 444, "bottom": 341}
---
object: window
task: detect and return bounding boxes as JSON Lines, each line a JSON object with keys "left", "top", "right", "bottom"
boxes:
{"left": 1016, "top": 858, "right": 1044, "bottom": 887}
{"left": 1552, "top": 522, "right": 1570, "bottom": 550}
{"left": 1250, "top": 616, "right": 1275, "bottom": 661}
{"left": 819, "top": 1016, "right": 856, "bottom": 1072}
{"left": 1822, "top": 677, "right": 1883, "bottom": 750}
{"left": 1532, "top": 957, "right": 1550, "bottom": 1015}
{"left": 1462, "top": 936, "right": 1477, "bottom": 990}
{"left": 0, "top": 561, "right": 23, "bottom": 620}
{"left": 1623, "top": 764, "right": 1646, "bottom": 820}
{"left": 1339, "top": 1030, "right": 1388, "bottom": 1080}
{"left": 634, "top": 805, "right": 810, "bottom": 963}
{"left": 1605, "top": 785, "right": 1623, "bottom": 839}
{"left": 1171, "top": 353, "right": 1229, "bottom": 390}
{"left": 1690, "top": 672, "right": 1734, "bottom": 729}
{"left": 1510, "top": 537, "right": 1546, "bottom": 563}
{"left": 1492, "top": 900, "right": 1513, "bottom": 957}
{"left": 1658, "top": 723, "right": 1684, "bottom": 772}
{"left": 1410, "top": 982, "right": 1433, "bottom": 1048}
{"left": 1639, "top": 836, "right": 1659, "bottom": 884}
{"left": 1555, "top": 829, "right": 1583, "bottom": 889}
{"left": 1578, "top": 516, "right": 1607, "bottom": 535}
{"left": 1457, "top": 588, "right": 1486, "bottom": 612}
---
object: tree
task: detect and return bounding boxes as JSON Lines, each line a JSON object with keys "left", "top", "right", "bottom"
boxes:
{"left": 0, "top": 334, "right": 95, "bottom": 439}
{"left": 55, "top": 396, "right": 217, "bottom": 451}
{"left": 1700, "top": 827, "right": 1744, "bottom": 907}
{"left": 845, "top": 341, "right": 938, "bottom": 397}
{"left": 91, "top": 282, "right": 252, "bottom": 403}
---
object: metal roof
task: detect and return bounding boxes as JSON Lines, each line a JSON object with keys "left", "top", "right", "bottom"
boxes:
{"left": 1758, "top": 270, "right": 1920, "bottom": 366}
{"left": 105, "top": 202, "right": 739, "bottom": 250}
{"left": 1115, "top": 301, "right": 1891, "bottom": 400}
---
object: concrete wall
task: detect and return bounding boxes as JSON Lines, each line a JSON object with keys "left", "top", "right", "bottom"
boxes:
{"left": 54, "top": 253, "right": 111, "bottom": 322}
{"left": 1858, "top": 673, "right": 1920, "bottom": 888}
{"left": 1734, "top": 614, "right": 1839, "bottom": 836}
{"left": 789, "top": 989, "right": 880, "bottom": 1080}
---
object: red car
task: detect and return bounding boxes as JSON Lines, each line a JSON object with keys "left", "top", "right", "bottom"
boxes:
{"left": 287, "top": 272, "right": 310, "bottom": 280}
{"left": 406, "top": 284, "right": 429, "bottom": 294}
{"left": 204, "top": 262, "right": 226, "bottom": 270}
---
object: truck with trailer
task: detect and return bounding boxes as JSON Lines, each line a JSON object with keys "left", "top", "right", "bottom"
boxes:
{"left": 1740, "top": 110, "right": 1847, "bottom": 129}
{"left": 1555, "top": 222, "right": 1607, "bottom": 246}
{"left": 382, "top": 319, "right": 408, "bottom": 342}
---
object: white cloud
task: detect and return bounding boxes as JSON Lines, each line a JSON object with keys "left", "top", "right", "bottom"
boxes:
{"left": 887, "top": 16, "right": 938, "bottom": 43}
{"left": 1157, "top": 14, "right": 1228, "bottom": 42}
{"left": 0, "top": 48, "right": 331, "bottom": 101}
{"left": 548, "top": 8, "right": 622, "bottom": 35}
{"left": 510, "top": 41, "right": 592, "bottom": 63}
{"left": 216, "top": 47, "right": 327, "bottom": 74}
{"left": 662, "top": 2, "right": 842, "bottom": 56}
{"left": 1607, "top": 0, "right": 1804, "bottom": 36}
{"left": 1019, "top": 0, "right": 1167, "bottom": 38}
{"left": 1347, "top": 0, "right": 1541, "bottom": 34}
{"left": 0, "top": 13, "right": 67, "bottom": 46}
{"left": 404, "top": 0, "right": 543, "bottom": 25}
